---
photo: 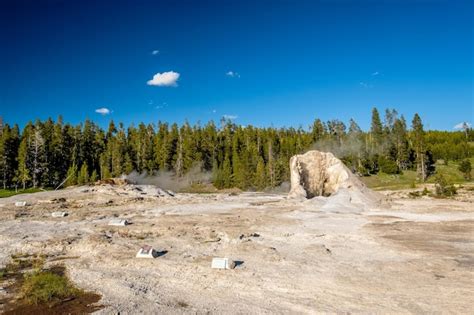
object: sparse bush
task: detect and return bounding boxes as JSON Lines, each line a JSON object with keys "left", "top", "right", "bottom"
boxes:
{"left": 434, "top": 174, "right": 457, "bottom": 197}
{"left": 408, "top": 191, "right": 421, "bottom": 198}
{"left": 422, "top": 187, "right": 430, "bottom": 196}
{"left": 180, "top": 182, "right": 217, "bottom": 193}
{"left": 458, "top": 160, "right": 472, "bottom": 180}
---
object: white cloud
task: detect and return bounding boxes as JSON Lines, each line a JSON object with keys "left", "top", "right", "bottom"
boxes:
{"left": 156, "top": 102, "right": 168, "bottom": 109}
{"left": 454, "top": 122, "right": 471, "bottom": 129}
{"left": 147, "top": 71, "right": 180, "bottom": 87}
{"left": 226, "top": 71, "right": 240, "bottom": 78}
{"left": 223, "top": 114, "right": 238, "bottom": 120}
{"left": 212, "top": 109, "right": 217, "bottom": 113}
{"left": 372, "top": 71, "right": 379, "bottom": 76}
{"left": 95, "top": 107, "right": 111, "bottom": 115}
{"left": 151, "top": 50, "right": 160, "bottom": 55}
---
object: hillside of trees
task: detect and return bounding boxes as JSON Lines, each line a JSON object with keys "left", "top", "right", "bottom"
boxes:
{"left": 0, "top": 108, "right": 472, "bottom": 191}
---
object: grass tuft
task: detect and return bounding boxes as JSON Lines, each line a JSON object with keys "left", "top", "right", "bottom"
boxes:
{"left": 21, "top": 270, "right": 80, "bottom": 305}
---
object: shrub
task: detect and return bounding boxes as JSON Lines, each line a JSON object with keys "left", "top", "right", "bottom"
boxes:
{"left": 458, "top": 160, "right": 472, "bottom": 180}
{"left": 378, "top": 156, "right": 400, "bottom": 174}
{"left": 408, "top": 191, "right": 421, "bottom": 198}
{"left": 434, "top": 174, "right": 457, "bottom": 197}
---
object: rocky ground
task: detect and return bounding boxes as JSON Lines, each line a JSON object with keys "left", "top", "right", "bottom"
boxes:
{"left": 0, "top": 183, "right": 473, "bottom": 314}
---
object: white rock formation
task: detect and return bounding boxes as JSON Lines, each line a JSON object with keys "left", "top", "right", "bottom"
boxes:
{"left": 288, "top": 150, "right": 382, "bottom": 208}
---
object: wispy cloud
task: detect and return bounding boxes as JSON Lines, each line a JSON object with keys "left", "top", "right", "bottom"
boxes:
{"left": 226, "top": 71, "right": 240, "bottom": 78}
{"left": 223, "top": 114, "right": 238, "bottom": 120}
{"left": 372, "top": 71, "right": 379, "bottom": 76}
{"left": 147, "top": 71, "right": 180, "bottom": 87}
{"left": 454, "top": 122, "right": 471, "bottom": 129}
{"left": 359, "top": 82, "right": 373, "bottom": 88}
{"left": 156, "top": 102, "right": 168, "bottom": 109}
{"left": 212, "top": 109, "right": 217, "bottom": 113}
{"left": 151, "top": 50, "right": 160, "bottom": 55}
{"left": 95, "top": 107, "right": 111, "bottom": 115}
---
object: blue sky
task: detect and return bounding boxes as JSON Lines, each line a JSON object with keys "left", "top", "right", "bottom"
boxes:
{"left": 1, "top": 0, "right": 472, "bottom": 130}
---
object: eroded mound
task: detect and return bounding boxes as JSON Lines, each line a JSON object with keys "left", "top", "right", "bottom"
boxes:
{"left": 288, "top": 150, "right": 382, "bottom": 208}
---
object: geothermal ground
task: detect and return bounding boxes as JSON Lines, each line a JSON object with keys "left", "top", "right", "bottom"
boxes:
{"left": 0, "top": 183, "right": 473, "bottom": 314}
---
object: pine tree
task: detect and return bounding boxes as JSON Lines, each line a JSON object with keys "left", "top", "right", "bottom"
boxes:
{"left": 254, "top": 156, "right": 267, "bottom": 190}
{"left": 111, "top": 123, "right": 127, "bottom": 176}
{"left": 393, "top": 115, "right": 410, "bottom": 170}
{"left": 370, "top": 107, "right": 383, "bottom": 151}
{"left": 311, "top": 119, "right": 326, "bottom": 143}
{"left": 347, "top": 119, "right": 364, "bottom": 171}
{"left": 65, "top": 163, "right": 78, "bottom": 187}
{"left": 31, "top": 124, "right": 46, "bottom": 188}
{"left": 77, "top": 163, "right": 89, "bottom": 185}
{"left": 0, "top": 127, "right": 7, "bottom": 188}
{"left": 221, "top": 154, "right": 233, "bottom": 188}
{"left": 90, "top": 169, "right": 98, "bottom": 183}
{"left": 15, "top": 135, "right": 30, "bottom": 189}
{"left": 49, "top": 118, "right": 68, "bottom": 187}
{"left": 175, "top": 132, "right": 184, "bottom": 177}
{"left": 411, "top": 113, "right": 426, "bottom": 181}
{"left": 123, "top": 153, "right": 134, "bottom": 175}
{"left": 0, "top": 125, "right": 19, "bottom": 189}
{"left": 267, "top": 140, "right": 275, "bottom": 187}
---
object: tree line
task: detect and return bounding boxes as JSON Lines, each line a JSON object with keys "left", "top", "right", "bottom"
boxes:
{"left": 0, "top": 108, "right": 472, "bottom": 190}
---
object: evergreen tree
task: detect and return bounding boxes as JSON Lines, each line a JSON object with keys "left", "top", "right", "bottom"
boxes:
{"left": 311, "top": 119, "right": 326, "bottom": 143}
{"left": 65, "top": 163, "right": 78, "bottom": 187}
{"left": 90, "top": 169, "right": 98, "bottom": 183}
{"left": 15, "top": 135, "right": 30, "bottom": 189}
{"left": 254, "top": 156, "right": 267, "bottom": 190}
{"left": 370, "top": 107, "right": 383, "bottom": 151}
{"left": 411, "top": 113, "right": 427, "bottom": 181}
{"left": 221, "top": 154, "right": 233, "bottom": 188}
{"left": 0, "top": 124, "right": 20, "bottom": 189}
{"left": 393, "top": 116, "right": 410, "bottom": 170}
{"left": 77, "top": 163, "right": 89, "bottom": 185}
{"left": 31, "top": 123, "right": 46, "bottom": 188}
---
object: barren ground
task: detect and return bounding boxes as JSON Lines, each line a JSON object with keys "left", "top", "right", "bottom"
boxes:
{"left": 0, "top": 184, "right": 473, "bottom": 314}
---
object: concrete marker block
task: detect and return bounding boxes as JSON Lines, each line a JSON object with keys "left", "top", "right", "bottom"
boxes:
{"left": 51, "top": 211, "right": 68, "bottom": 218}
{"left": 136, "top": 245, "right": 158, "bottom": 258}
{"left": 211, "top": 257, "right": 235, "bottom": 269}
{"left": 108, "top": 219, "right": 129, "bottom": 226}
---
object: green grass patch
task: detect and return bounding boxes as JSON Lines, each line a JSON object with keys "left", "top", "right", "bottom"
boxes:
{"left": 0, "top": 188, "right": 43, "bottom": 198}
{"left": 21, "top": 270, "right": 80, "bottom": 305}
{"left": 360, "top": 170, "right": 419, "bottom": 190}
{"left": 426, "top": 158, "right": 474, "bottom": 184}
{"left": 361, "top": 157, "right": 474, "bottom": 190}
